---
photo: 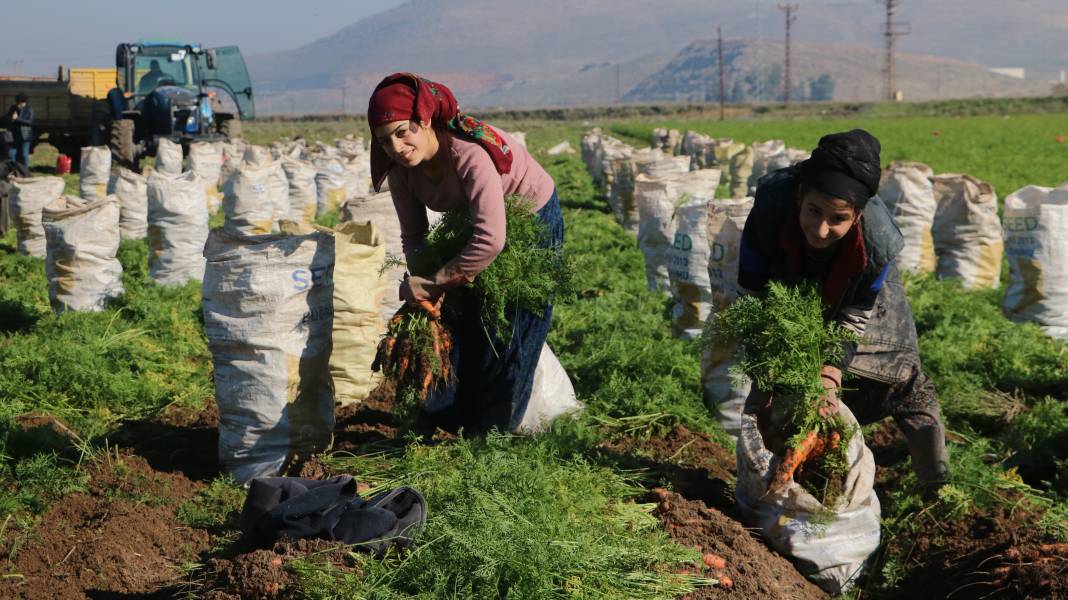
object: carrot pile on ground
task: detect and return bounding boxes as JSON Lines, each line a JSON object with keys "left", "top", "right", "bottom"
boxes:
{"left": 707, "top": 282, "right": 858, "bottom": 504}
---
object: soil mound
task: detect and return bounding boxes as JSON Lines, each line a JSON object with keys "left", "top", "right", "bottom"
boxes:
{"left": 651, "top": 488, "right": 827, "bottom": 599}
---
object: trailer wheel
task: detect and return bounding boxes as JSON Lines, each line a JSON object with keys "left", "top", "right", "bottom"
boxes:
{"left": 109, "top": 119, "right": 137, "bottom": 169}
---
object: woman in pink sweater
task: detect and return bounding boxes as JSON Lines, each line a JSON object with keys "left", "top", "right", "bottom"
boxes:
{"left": 367, "top": 73, "right": 563, "bottom": 433}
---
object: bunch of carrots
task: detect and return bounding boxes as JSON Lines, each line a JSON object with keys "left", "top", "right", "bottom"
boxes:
{"left": 372, "top": 296, "right": 454, "bottom": 401}
{"left": 707, "top": 282, "right": 857, "bottom": 504}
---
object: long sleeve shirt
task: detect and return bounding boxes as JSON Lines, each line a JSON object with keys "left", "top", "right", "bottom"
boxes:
{"left": 387, "top": 127, "right": 555, "bottom": 281}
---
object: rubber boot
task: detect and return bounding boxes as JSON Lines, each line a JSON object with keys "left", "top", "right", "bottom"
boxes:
{"left": 903, "top": 422, "right": 950, "bottom": 500}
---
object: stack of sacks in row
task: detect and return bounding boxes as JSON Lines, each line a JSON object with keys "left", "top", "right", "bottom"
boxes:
{"left": 931, "top": 173, "right": 1003, "bottom": 289}
{"left": 9, "top": 175, "right": 66, "bottom": 257}
{"left": 667, "top": 195, "right": 754, "bottom": 340}
{"left": 41, "top": 194, "right": 123, "bottom": 313}
{"left": 580, "top": 128, "right": 605, "bottom": 185}
{"left": 878, "top": 161, "right": 937, "bottom": 274}
{"left": 599, "top": 141, "right": 635, "bottom": 220}
{"left": 748, "top": 140, "right": 809, "bottom": 194}
{"left": 1002, "top": 183, "right": 1068, "bottom": 338}
{"left": 220, "top": 140, "right": 248, "bottom": 183}
{"left": 79, "top": 146, "right": 111, "bottom": 201}
{"left": 155, "top": 138, "right": 184, "bottom": 176}
{"left": 108, "top": 167, "right": 149, "bottom": 240}
{"left": 609, "top": 148, "right": 691, "bottom": 233}
{"left": 335, "top": 138, "right": 373, "bottom": 203}
{"left": 187, "top": 141, "right": 225, "bottom": 213}
{"left": 147, "top": 170, "right": 209, "bottom": 286}
{"left": 679, "top": 131, "right": 752, "bottom": 197}
{"left": 222, "top": 145, "right": 290, "bottom": 233}
{"left": 281, "top": 159, "right": 319, "bottom": 227}
{"left": 650, "top": 128, "right": 680, "bottom": 154}
{"left": 635, "top": 168, "right": 721, "bottom": 291}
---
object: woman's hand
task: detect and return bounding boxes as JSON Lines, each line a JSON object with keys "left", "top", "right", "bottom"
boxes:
{"left": 818, "top": 365, "right": 842, "bottom": 418}
{"left": 399, "top": 275, "right": 440, "bottom": 305}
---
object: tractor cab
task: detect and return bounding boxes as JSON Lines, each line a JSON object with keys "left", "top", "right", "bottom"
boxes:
{"left": 107, "top": 39, "right": 254, "bottom": 167}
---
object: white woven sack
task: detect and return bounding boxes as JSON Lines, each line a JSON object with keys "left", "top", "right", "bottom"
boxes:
{"left": 223, "top": 164, "right": 279, "bottom": 235}
{"left": 202, "top": 228, "right": 335, "bottom": 484}
{"left": 243, "top": 144, "right": 273, "bottom": 166}
{"left": 147, "top": 170, "right": 209, "bottom": 285}
{"left": 79, "top": 146, "right": 111, "bottom": 201}
{"left": 636, "top": 155, "right": 691, "bottom": 179}
{"left": 700, "top": 197, "right": 755, "bottom": 437}
{"left": 748, "top": 140, "right": 786, "bottom": 192}
{"left": 282, "top": 159, "right": 318, "bottom": 226}
{"left": 505, "top": 130, "right": 527, "bottom": 149}
{"left": 879, "top": 162, "right": 936, "bottom": 273}
{"left": 42, "top": 195, "right": 123, "bottom": 313}
{"left": 108, "top": 168, "right": 148, "bottom": 240}
{"left": 155, "top": 138, "right": 184, "bottom": 176}
{"left": 329, "top": 221, "right": 387, "bottom": 406}
{"left": 342, "top": 156, "right": 372, "bottom": 200}
{"left": 600, "top": 142, "right": 633, "bottom": 213}
{"left": 10, "top": 176, "right": 66, "bottom": 257}
{"left": 668, "top": 197, "right": 715, "bottom": 339}
{"left": 516, "top": 344, "right": 584, "bottom": 434}
{"left": 338, "top": 192, "right": 406, "bottom": 322}
{"left": 314, "top": 156, "right": 348, "bottom": 216}
{"left": 635, "top": 170, "right": 720, "bottom": 291}
{"left": 735, "top": 402, "right": 881, "bottom": 594}
{"left": 580, "top": 129, "right": 603, "bottom": 183}
{"left": 1003, "top": 183, "right": 1068, "bottom": 338}
{"left": 187, "top": 142, "right": 224, "bottom": 212}
{"left": 932, "top": 174, "right": 1003, "bottom": 288}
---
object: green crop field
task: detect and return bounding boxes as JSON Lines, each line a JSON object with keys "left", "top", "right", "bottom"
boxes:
{"left": 0, "top": 105, "right": 1065, "bottom": 598}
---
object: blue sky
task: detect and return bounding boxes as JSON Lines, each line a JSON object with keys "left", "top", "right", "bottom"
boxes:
{"left": 1, "top": 0, "right": 407, "bottom": 76}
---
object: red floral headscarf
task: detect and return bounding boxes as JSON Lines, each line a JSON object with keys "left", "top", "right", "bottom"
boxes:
{"left": 367, "top": 73, "right": 513, "bottom": 191}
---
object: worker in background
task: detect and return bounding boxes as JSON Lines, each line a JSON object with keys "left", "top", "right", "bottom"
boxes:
{"left": 138, "top": 60, "right": 166, "bottom": 94}
{"left": 366, "top": 73, "right": 562, "bottom": 433}
{"left": 2, "top": 94, "right": 34, "bottom": 169}
{"left": 736, "top": 129, "right": 949, "bottom": 496}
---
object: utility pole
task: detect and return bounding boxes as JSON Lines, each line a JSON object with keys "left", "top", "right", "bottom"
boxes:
{"left": 878, "top": 0, "right": 910, "bottom": 100}
{"left": 615, "top": 64, "right": 621, "bottom": 103}
{"left": 341, "top": 84, "right": 346, "bottom": 114}
{"left": 717, "top": 26, "right": 726, "bottom": 120}
{"left": 778, "top": 4, "right": 798, "bottom": 105}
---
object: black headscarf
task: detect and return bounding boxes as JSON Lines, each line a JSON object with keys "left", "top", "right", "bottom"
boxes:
{"left": 799, "top": 129, "right": 881, "bottom": 209}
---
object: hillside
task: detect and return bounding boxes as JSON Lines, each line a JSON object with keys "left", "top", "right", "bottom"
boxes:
{"left": 249, "top": 0, "right": 1068, "bottom": 113}
{"left": 626, "top": 39, "right": 1051, "bottom": 104}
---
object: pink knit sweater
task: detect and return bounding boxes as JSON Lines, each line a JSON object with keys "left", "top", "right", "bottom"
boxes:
{"left": 387, "top": 128, "right": 555, "bottom": 280}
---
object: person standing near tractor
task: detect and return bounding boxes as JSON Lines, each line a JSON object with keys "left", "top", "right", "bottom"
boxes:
{"left": 2, "top": 94, "right": 34, "bottom": 169}
{"left": 736, "top": 129, "right": 949, "bottom": 494}
{"left": 366, "top": 72, "right": 562, "bottom": 433}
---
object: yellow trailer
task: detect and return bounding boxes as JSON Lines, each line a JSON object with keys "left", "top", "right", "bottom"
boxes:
{"left": 0, "top": 66, "right": 114, "bottom": 160}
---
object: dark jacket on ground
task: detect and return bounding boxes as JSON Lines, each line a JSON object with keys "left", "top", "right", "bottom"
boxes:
{"left": 739, "top": 165, "right": 919, "bottom": 384}
{"left": 4, "top": 104, "right": 34, "bottom": 141}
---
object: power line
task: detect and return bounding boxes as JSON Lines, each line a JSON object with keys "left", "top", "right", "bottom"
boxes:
{"left": 878, "top": 0, "right": 910, "bottom": 100}
{"left": 778, "top": 3, "right": 799, "bottom": 105}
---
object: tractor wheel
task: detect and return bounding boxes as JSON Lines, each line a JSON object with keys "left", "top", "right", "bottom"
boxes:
{"left": 219, "top": 117, "right": 242, "bottom": 141}
{"left": 109, "top": 119, "right": 137, "bottom": 169}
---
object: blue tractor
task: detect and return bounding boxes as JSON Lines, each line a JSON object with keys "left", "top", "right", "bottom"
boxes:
{"left": 103, "top": 39, "right": 255, "bottom": 169}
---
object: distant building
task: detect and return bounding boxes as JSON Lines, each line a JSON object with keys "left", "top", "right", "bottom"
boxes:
{"left": 989, "top": 67, "right": 1026, "bottom": 80}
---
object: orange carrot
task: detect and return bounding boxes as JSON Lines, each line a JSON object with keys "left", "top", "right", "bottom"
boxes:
{"left": 702, "top": 553, "right": 726, "bottom": 570}
{"left": 769, "top": 429, "right": 824, "bottom": 493}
